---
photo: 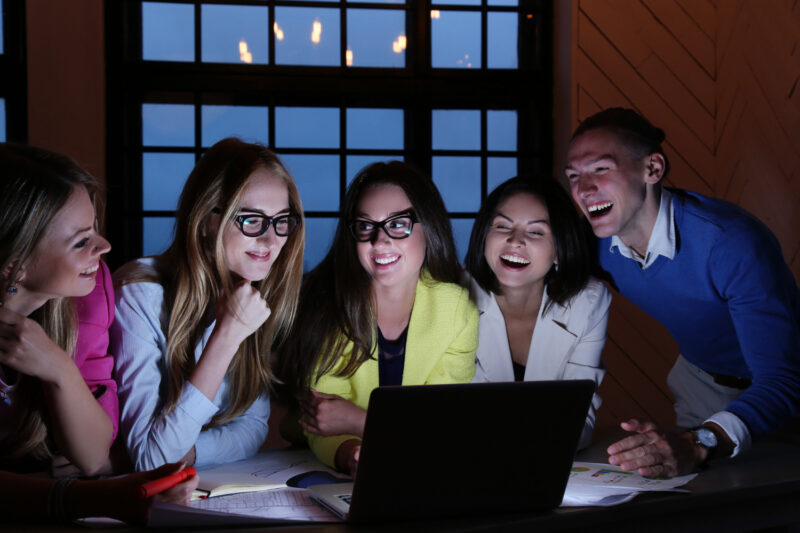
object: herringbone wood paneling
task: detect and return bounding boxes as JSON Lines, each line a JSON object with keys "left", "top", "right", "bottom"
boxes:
{"left": 569, "top": 0, "right": 800, "bottom": 440}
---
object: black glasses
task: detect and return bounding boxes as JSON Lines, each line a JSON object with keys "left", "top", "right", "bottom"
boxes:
{"left": 234, "top": 213, "right": 300, "bottom": 237}
{"left": 348, "top": 212, "right": 418, "bottom": 242}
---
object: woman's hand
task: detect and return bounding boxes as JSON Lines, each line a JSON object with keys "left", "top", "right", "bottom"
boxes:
{"left": 0, "top": 305, "right": 113, "bottom": 475}
{"left": 299, "top": 390, "right": 367, "bottom": 438}
{"left": 215, "top": 280, "right": 271, "bottom": 344}
{"left": 89, "top": 462, "right": 198, "bottom": 525}
{"left": 190, "top": 280, "right": 272, "bottom": 402}
{"left": 334, "top": 439, "right": 361, "bottom": 478}
{"left": 0, "top": 306, "right": 71, "bottom": 384}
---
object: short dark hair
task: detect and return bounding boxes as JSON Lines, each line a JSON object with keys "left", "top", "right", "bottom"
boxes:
{"left": 465, "top": 176, "right": 592, "bottom": 311}
{"left": 571, "top": 107, "right": 670, "bottom": 180}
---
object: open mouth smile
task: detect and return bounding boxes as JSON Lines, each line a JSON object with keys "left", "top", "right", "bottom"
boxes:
{"left": 80, "top": 264, "right": 99, "bottom": 276}
{"left": 373, "top": 254, "right": 400, "bottom": 266}
{"left": 587, "top": 202, "right": 613, "bottom": 219}
{"left": 500, "top": 253, "right": 530, "bottom": 269}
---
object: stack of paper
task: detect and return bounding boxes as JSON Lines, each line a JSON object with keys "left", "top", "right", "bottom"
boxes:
{"left": 148, "top": 449, "right": 344, "bottom": 525}
{"left": 560, "top": 462, "right": 697, "bottom": 507}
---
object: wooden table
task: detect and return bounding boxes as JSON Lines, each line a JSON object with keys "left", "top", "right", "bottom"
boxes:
{"left": 7, "top": 434, "right": 800, "bottom": 532}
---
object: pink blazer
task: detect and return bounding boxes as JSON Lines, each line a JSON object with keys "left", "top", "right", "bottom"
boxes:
{"left": 74, "top": 260, "right": 118, "bottom": 442}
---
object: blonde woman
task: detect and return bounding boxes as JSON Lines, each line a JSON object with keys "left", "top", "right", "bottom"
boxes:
{"left": 0, "top": 144, "right": 196, "bottom": 524}
{"left": 112, "top": 138, "right": 304, "bottom": 471}
{"left": 0, "top": 144, "right": 114, "bottom": 475}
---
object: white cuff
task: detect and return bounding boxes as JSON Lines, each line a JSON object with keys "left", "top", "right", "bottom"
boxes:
{"left": 704, "top": 411, "right": 752, "bottom": 457}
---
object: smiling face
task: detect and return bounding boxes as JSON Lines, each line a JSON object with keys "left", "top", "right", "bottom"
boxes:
{"left": 21, "top": 186, "right": 111, "bottom": 302}
{"left": 215, "top": 166, "right": 291, "bottom": 283}
{"left": 484, "top": 192, "right": 556, "bottom": 293}
{"left": 565, "top": 128, "right": 661, "bottom": 244}
{"left": 354, "top": 184, "right": 426, "bottom": 294}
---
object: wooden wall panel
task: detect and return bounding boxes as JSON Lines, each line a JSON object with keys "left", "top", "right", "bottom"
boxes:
{"left": 567, "top": 0, "right": 800, "bottom": 440}
{"left": 642, "top": 0, "right": 715, "bottom": 76}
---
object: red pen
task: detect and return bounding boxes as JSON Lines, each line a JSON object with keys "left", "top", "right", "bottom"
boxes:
{"left": 138, "top": 466, "right": 196, "bottom": 499}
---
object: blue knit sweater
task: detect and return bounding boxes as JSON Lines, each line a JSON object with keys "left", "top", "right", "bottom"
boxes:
{"left": 598, "top": 189, "right": 800, "bottom": 439}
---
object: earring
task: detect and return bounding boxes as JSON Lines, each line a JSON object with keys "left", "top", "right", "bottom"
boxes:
{"left": 7, "top": 279, "right": 18, "bottom": 295}
{"left": 553, "top": 263, "right": 559, "bottom": 272}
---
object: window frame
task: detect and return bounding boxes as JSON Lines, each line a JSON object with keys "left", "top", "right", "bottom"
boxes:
{"left": 0, "top": 0, "right": 28, "bottom": 143}
{"left": 105, "top": 0, "right": 552, "bottom": 269}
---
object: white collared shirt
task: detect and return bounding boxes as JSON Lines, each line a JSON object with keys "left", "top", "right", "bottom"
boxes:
{"left": 609, "top": 188, "right": 675, "bottom": 269}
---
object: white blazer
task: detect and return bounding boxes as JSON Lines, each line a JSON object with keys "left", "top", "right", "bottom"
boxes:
{"left": 470, "top": 277, "right": 611, "bottom": 450}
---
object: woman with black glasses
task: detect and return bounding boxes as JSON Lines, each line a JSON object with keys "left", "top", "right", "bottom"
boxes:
{"left": 112, "top": 138, "right": 304, "bottom": 471}
{"left": 278, "top": 161, "right": 477, "bottom": 476}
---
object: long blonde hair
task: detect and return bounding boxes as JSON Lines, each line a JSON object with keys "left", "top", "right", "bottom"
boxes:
{"left": 0, "top": 144, "right": 98, "bottom": 465}
{"left": 120, "top": 138, "right": 304, "bottom": 427}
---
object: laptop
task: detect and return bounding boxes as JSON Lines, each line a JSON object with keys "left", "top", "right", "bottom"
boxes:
{"left": 308, "top": 380, "right": 594, "bottom": 522}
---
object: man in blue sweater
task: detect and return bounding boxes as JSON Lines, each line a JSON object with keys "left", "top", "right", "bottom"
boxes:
{"left": 565, "top": 107, "right": 800, "bottom": 477}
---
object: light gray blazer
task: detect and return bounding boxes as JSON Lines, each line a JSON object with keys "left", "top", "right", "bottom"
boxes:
{"left": 470, "top": 277, "right": 611, "bottom": 450}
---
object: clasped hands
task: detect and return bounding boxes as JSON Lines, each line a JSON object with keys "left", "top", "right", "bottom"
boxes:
{"left": 299, "top": 390, "right": 366, "bottom": 476}
{"left": 607, "top": 419, "right": 707, "bottom": 478}
{"left": 299, "top": 390, "right": 366, "bottom": 437}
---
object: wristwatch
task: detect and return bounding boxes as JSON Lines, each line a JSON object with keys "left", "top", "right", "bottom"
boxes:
{"left": 693, "top": 427, "right": 718, "bottom": 456}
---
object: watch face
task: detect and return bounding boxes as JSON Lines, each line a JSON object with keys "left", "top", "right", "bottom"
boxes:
{"left": 696, "top": 428, "right": 718, "bottom": 448}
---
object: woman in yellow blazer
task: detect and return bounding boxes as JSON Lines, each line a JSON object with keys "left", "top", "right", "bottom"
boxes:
{"left": 279, "top": 162, "right": 477, "bottom": 474}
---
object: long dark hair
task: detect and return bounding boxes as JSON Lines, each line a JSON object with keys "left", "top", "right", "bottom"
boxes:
{"left": 571, "top": 107, "right": 671, "bottom": 180}
{"left": 278, "top": 161, "right": 461, "bottom": 394}
{"left": 464, "top": 176, "right": 592, "bottom": 313}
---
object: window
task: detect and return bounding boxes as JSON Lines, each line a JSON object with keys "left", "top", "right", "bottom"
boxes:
{"left": 0, "top": 0, "right": 26, "bottom": 143}
{"left": 106, "top": 0, "right": 552, "bottom": 271}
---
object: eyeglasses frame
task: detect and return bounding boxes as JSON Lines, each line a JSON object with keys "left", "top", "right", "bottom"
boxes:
{"left": 348, "top": 211, "right": 419, "bottom": 242}
{"left": 233, "top": 212, "right": 301, "bottom": 238}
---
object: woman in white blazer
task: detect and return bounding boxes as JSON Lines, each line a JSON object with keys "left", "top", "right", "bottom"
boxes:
{"left": 465, "top": 177, "right": 611, "bottom": 450}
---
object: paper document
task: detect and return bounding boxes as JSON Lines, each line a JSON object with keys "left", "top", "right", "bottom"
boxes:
{"left": 193, "top": 448, "right": 336, "bottom": 499}
{"left": 191, "top": 487, "right": 338, "bottom": 521}
{"left": 149, "top": 449, "right": 344, "bottom": 526}
{"left": 150, "top": 490, "right": 337, "bottom": 527}
{"left": 561, "top": 462, "right": 697, "bottom": 507}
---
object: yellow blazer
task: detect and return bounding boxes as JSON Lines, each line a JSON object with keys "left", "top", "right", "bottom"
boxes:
{"left": 308, "top": 275, "right": 479, "bottom": 467}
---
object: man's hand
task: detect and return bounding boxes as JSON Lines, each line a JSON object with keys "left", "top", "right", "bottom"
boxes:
{"left": 606, "top": 419, "right": 706, "bottom": 477}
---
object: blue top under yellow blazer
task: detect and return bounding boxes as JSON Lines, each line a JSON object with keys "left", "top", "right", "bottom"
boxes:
{"left": 308, "top": 273, "right": 479, "bottom": 467}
